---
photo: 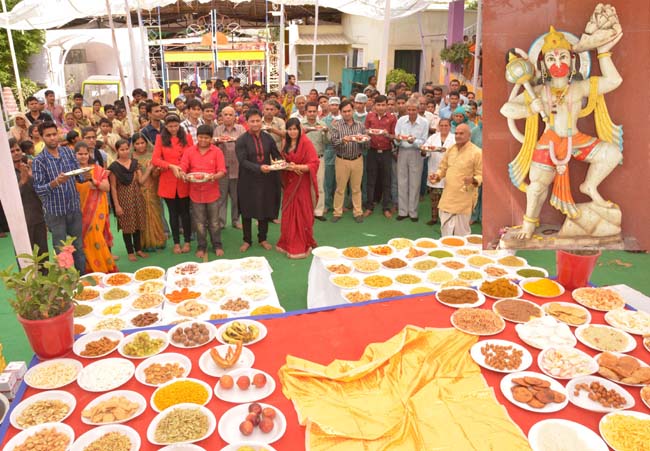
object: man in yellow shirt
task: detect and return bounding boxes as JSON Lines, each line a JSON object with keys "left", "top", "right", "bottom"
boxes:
{"left": 429, "top": 123, "right": 482, "bottom": 236}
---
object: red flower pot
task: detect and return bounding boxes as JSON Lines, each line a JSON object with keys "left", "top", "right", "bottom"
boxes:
{"left": 17, "top": 305, "right": 74, "bottom": 360}
{"left": 555, "top": 249, "right": 602, "bottom": 291}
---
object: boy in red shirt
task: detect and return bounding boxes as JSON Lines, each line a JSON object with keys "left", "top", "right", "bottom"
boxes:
{"left": 180, "top": 124, "right": 227, "bottom": 257}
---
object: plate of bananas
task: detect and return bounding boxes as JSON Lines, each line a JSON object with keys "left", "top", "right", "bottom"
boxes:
{"left": 216, "top": 319, "right": 267, "bottom": 346}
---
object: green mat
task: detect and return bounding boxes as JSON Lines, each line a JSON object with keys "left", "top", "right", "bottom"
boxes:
{"left": 1, "top": 199, "right": 648, "bottom": 363}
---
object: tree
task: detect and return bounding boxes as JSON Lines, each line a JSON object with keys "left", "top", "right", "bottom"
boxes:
{"left": 0, "top": 0, "right": 45, "bottom": 87}
{"left": 386, "top": 69, "right": 416, "bottom": 90}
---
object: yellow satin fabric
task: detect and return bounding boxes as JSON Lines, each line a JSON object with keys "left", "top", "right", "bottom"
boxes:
{"left": 279, "top": 326, "right": 531, "bottom": 451}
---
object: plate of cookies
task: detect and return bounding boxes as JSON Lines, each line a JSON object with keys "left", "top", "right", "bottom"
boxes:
{"left": 500, "top": 371, "right": 568, "bottom": 413}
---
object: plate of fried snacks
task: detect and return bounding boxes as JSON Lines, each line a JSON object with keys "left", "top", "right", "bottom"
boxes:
{"left": 537, "top": 347, "right": 599, "bottom": 379}
{"left": 641, "top": 386, "right": 650, "bottom": 410}
{"left": 566, "top": 375, "right": 634, "bottom": 413}
{"left": 324, "top": 262, "right": 352, "bottom": 275}
{"left": 199, "top": 344, "right": 255, "bottom": 378}
{"left": 500, "top": 371, "right": 568, "bottom": 413}
{"left": 135, "top": 353, "right": 192, "bottom": 387}
{"left": 352, "top": 258, "right": 381, "bottom": 273}
{"left": 645, "top": 336, "right": 650, "bottom": 353}
{"left": 368, "top": 245, "right": 394, "bottom": 257}
{"left": 575, "top": 324, "right": 636, "bottom": 353}
{"left": 450, "top": 308, "right": 505, "bottom": 336}
{"left": 436, "top": 287, "right": 485, "bottom": 308}
{"left": 492, "top": 298, "right": 543, "bottom": 323}
{"left": 542, "top": 302, "right": 591, "bottom": 327}
{"left": 572, "top": 287, "right": 626, "bottom": 311}
{"left": 330, "top": 274, "right": 361, "bottom": 289}
{"left": 341, "top": 246, "right": 369, "bottom": 260}
{"left": 388, "top": 238, "right": 414, "bottom": 250}
{"left": 594, "top": 352, "right": 650, "bottom": 387}
{"left": 527, "top": 419, "right": 608, "bottom": 451}
{"left": 479, "top": 278, "right": 523, "bottom": 300}
{"left": 147, "top": 404, "right": 216, "bottom": 445}
{"left": 3, "top": 422, "right": 75, "bottom": 451}
{"left": 469, "top": 339, "right": 532, "bottom": 373}
{"left": 80, "top": 390, "right": 147, "bottom": 425}
{"left": 341, "top": 290, "right": 374, "bottom": 303}
{"left": 515, "top": 316, "right": 577, "bottom": 350}
{"left": 70, "top": 424, "right": 140, "bottom": 451}
{"left": 10, "top": 391, "right": 76, "bottom": 430}
{"left": 24, "top": 358, "right": 82, "bottom": 390}
{"left": 604, "top": 308, "right": 650, "bottom": 335}
{"left": 73, "top": 330, "right": 123, "bottom": 359}
{"left": 599, "top": 410, "right": 650, "bottom": 451}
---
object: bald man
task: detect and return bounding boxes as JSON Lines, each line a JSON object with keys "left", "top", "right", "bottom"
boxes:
{"left": 214, "top": 106, "right": 246, "bottom": 229}
{"left": 429, "top": 123, "right": 482, "bottom": 236}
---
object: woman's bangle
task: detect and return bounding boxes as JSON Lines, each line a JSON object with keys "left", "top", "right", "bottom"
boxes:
{"left": 597, "top": 52, "right": 612, "bottom": 59}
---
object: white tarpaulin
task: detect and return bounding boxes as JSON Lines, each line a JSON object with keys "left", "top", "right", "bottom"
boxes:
{"left": 0, "top": 0, "right": 434, "bottom": 30}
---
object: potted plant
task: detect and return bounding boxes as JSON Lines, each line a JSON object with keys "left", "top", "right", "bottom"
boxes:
{"left": 440, "top": 42, "right": 472, "bottom": 66}
{"left": 0, "top": 238, "right": 82, "bottom": 359}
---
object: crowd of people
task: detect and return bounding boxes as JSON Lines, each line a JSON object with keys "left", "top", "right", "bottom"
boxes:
{"left": 1, "top": 75, "right": 483, "bottom": 274}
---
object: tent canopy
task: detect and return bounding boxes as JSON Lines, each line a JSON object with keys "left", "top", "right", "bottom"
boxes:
{"left": 0, "top": 0, "right": 436, "bottom": 30}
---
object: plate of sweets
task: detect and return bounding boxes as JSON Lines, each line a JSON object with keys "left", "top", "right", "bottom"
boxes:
{"left": 216, "top": 135, "right": 237, "bottom": 143}
{"left": 3, "top": 423, "right": 75, "bottom": 451}
{"left": 572, "top": 287, "right": 626, "bottom": 311}
{"left": 395, "top": 134, "right": 413, "bottom": 141}
{"left": 479, "top": 278, "right": 523, "bottom": 300}
{"left": 566, "top": 375, "right": 634, "bottom": 413}
{"left": 500, "top": 371, "right": 568, "bottom": 413}
{"left": 349, "top": 134, "right": 370, "bottom": 143}
{"left": 537, "top": 347, "right": 599, "bottom": 379}
{"left": 268, "top": 159, "right": 288, "bottom": 171}
{"left": 450, "top": 308, "right": 505, "bottom": 336}
{"left": 218, "top": 402, "right": 286, "bottom": 445}
{"left": 493, "top": 298, "right": 543, "bottom": 324}
{"left": 215, "top": 368, "right": 276, "bottom": 403}
{"left": 469, "top": 339, "right": 533, "bottom": 373}
{"left": 186, "top": 172, "right": 213, "bottom": 183}
{"left": 543, "top": 302, "right": 591, "bottom": 327}
{"left": 594, "top": 351, "right": 650, "bottom": 387}
{"left": 419, "top": 145, "right": 441, "bottom": 152}
{"left": 520, "top": 277, "right": 565, "bottom": 299}
{"left": 575, "top": 324, "right": 636, "bottom": 353}
{"left": 527, "top": 419, "right": 608, "bottom": 451}
{"left": 367, "top": 128, "right": 386, "bottom": 135}
{"left": 604, "top": 308, "right": 650, "bottom": 335}
{"left": 199, "top": 343, "right": 255, "bottom": 378}
{"left": 599, "top": 410, "right": 650, "bottom": 451}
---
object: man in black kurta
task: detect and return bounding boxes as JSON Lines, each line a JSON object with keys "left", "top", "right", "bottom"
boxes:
{"left": 236, "top": 109, "right": 282, "bottom": 252}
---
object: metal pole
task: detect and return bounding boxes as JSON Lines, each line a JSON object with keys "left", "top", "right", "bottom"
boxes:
{"left": 278, "top": 0, "right": 285, "bottom": 89}
{"left": 157, "top": 6, "right": 167, "bottom": 103}
{"left": 105, "top": 0, "right": 134, "bottom": 136}
{"left": 136, "top": 1, "right": 151, "bottom": 93}
{"left": 211, "top": 8, "right": 218, "bottom": 78}
{"left": 264, "top": 0, "right": 269, "bottom": 87}
{"left": 471, "top": 0, "right": 483, "bottom": 91}
{"left": 123, "top": 0, "right": 139, "bottom": 95}
{"left": 1, "top": 0, "right": 25, "bottom": 112}
{"left": 311, "top": 0, "right": 319, "bottom": 87}
{"left": 376, "top": 0, "right": 391, "bottom": 94}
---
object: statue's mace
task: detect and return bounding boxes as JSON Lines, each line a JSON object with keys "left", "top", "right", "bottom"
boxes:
{"left": 505, "top": 50, "right": 548, "bottom": 122}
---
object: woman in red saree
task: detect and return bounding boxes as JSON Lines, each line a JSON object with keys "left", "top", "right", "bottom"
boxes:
{"left": 276, "top": 118, "right": 320, "bottom": 259}
{"left": 74, "top": 141, "right": 118, "bottom": 273}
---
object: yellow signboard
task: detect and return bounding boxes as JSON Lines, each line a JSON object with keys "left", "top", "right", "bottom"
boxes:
{"left": 164, "top": 50, "right": 265, "bottom": 63}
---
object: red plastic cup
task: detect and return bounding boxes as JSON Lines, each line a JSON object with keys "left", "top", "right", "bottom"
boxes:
{"left": 555, "top": 249, "right": 602, "bottom": 291}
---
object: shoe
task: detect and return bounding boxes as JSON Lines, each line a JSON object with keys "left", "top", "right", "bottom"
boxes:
{"left": 396, "top": 215, "right": 408, "bottom": 221}
{"left": 410, "top": 217, "right": 419, "bottom": 222}
{"left": 354, "top": 216, "right": 363, "bottom": 223}
{"left": 383, "top": 210, "right": 392, "bottom": 219}
{"left": 314, "top": 215, "right": 327, "bottom": 222}
{"left": 331, "top": 216, "right": 341, "bottom": 223}
{"left": 363, "top": 209, "right": 373, "bottom": 217}
{"left": 427, "top": 219, "right": 437, "bottom": 226}
{"left": 272, "top": 219, "right": 280, "bottom": 224}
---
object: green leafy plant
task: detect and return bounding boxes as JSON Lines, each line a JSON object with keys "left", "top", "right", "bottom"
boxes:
{"left": 440, "top": 42, "right": 471, "bottom": 65}
{"left": 386, "top": 69, "right": 416, "bottom": 89}
{"left": 11, "top": 77, "right": 39, "bottom": 100}
{"left": 0, "top": 238, "right": 82, "bottom": 320}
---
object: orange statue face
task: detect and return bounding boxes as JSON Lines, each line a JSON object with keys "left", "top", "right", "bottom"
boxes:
{"left": 543, "top": 48, "right": 571, "bottom": 78}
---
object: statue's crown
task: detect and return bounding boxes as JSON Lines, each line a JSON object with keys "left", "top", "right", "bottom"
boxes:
{"left": 541, "top": 26, "right": 572, "bottom": 54}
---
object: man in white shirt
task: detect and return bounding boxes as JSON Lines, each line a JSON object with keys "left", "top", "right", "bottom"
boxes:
{"left": 290, "top": 95, "right": 307, "bottom": 120}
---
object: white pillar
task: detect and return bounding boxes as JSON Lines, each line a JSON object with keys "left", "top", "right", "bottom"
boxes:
{"left": 278, "top": 0, "right": 285, "bottom": 88}
{"left": 1, "top": 0, "right": 25, "bottom": 112}
{"left": 471, "top": 0, "right": 483, "bottom": 91}
{"left": 311, "top": 0, "right": 319, "bottom": 84}
{"left": 123, "top": 0, "right": 139, "bottom": 94}
{"left": 376, "top": 0, "right": 391, "bottom": 94}
{"left": 136, "top": 3, "right": 151, "bottom": 93}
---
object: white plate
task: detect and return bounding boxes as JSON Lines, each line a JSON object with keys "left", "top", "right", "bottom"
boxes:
{"left": 604, "top": 309, "right": 650, "bottom": 336}
{"left": 238, "top": 257, "right": 267, "bottom": 271}
{"left": 464, "top": 234, "right": 483, "bottom": 247}
{"left": 438, "top": 236, "right": 467, "bottom": 248}
{"left": 96, "top": 300, "right": 132, "bottom": 317}
{"left": 519, "top": 277, "right": 566, "bottom": 299}
{"left": 135, "top": 353, "right": 192, "bottom": 387}
{"left": 363, "top": 274, "right": 395, "bottom": 290}
{"left": 118, "top": 329, "right": 170, "bottom": 359}
{"left": 80, "top": 389, "right": 147, "bottom": 425}
{"left": 102, "top": 272, "right": 135, "bottom": 287}
{"left": 496, "top": 255, "right": 528, "bottom": 268}
{"left": 131, "top": 292, "right": 165, "bottom": 310}
{"left": 133, "top": 266, "right": 166, "bottom": 282}
{"left": 511, "top": 266, "right": 549, "bottom": 280}
{"left": 572, "top": 287, "right": 626, "bottom": 312}
{"left": 599, "top": 410, "right": 650, "bottom": 451}
{"left": 566, "top": 375, "right": 635, "bottom": 413}
{"left": 199, "top": 344, "right": 255, "bottom": 377}
{"left": 215, "top": 368, "right": 275, "bottom": 403}
{"left": 160, "top": 445, "right": 207, "bottom": 451}
{"left": 641, "top": 386, "right": 650, "bottom": 410}
{"left": 150, "top": 377, "right": 213, "bottom": 413}
{"left": 3, "top": 422, "right": 74, "bottom": 451}
{"left": 367, "top": 244, "right": 396, "bottom": 258}
{"left": 147, "top": 403, "right": 216, "bottom": 445}
{"left": 515, "top": 317, "right": 577, "bottom": 350}
{"left": 644, "top": 336, "right": 650, "bottom": 353}
{"left": 220, "top": 443, "right": 278, "bottom": 451}
{"left": 24, "top": 358, "right": 82, "bottom": 389}
{"left": 492, "top": 298, "right": 544, "bottom": 324}
{"left": 10, "top": 390, "right": 76, "bottom": 430}
{"left": 77, "top": 357, "right": 135, "bottom": 392}
{"left": 241, "top": 284, "right": 272, "bottom": 302}
{"left": 528, "top": 419, "right": 608, "bottom": 451}
{"left": 168, "top": 320, "right": 217, "bottom": 349}
{"left": 575, "top": 324, "right": 637, "bottom": 353}
{"left": 537, "top": 347, "right": 599, "bottom": 380}
{"left": 323, "top": 260, "right": 354, "bottom": 275}
{"left": 185, "top": 172, "right": 213, "bottom": 183}
{"left": 387, "top": 238, "right": 414, "bottom": 250}
{"left": 479, "top": 280, "right": 524, "bottom": 300}
{"left": 216, "top": 319, "right": 268, "bottom": 346}
{"left": 127, "top": 309, "right": 163, "bottom": 328}
{"left": 469, "top": 339, "right": 532, "bottom": 373}
{"left": 500, "top": 371, "right": 568, "bottom": 413}
{"left": 437, "top": 257, "right": 468, "bottom": 271}
{"left": 218, "top": 403, "right": 286, "bottom": 445}
{"left": 64, "top": 166, "right": 92, "bottom": 177}
{"left": 0, "top": 393, "right": 8, "bottom": 425}
{"left": 71, "top": 424, "right": 140, "bottom": 451}
{"left": 435, "top": 287, "right": 485, "bottom": 308}
{"left": 593, "top": 352, "right": 650, "bottom": 387}
{"left": 450, "top": 309, "right": 506, "bottom": 336}
{"left": 73, "top": 330, "right": 123, "bottom": 359}
{"left": 311, "top": 246, "right": 341, "bottom": 260}
{"left": 542, "top": 301, "right": 592, "bottom": 327}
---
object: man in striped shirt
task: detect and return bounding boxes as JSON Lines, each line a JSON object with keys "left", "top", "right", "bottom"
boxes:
{"left": 32, "top": 121, "right": 86, "bottom": 272}
{"left": 181, "top": 99, "right": 205, "bottom": 143}
{"left": 330, "top": 100, "right": 367, "bottom": 223}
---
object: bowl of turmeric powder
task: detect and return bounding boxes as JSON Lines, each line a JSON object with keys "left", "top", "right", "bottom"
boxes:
{"left": 520, "top": 277, "right": 565, "bottom": 299}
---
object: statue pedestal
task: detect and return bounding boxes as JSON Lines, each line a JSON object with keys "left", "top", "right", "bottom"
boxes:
{"left": 498, "top": 225, "right": 627, "bottom": 250}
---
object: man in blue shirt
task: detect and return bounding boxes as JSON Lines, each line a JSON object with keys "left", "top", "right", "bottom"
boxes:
{"left": 32, "top": 121, "right": 86, "bottom": 272}
{"left": 439, "top": 91, "right": 462, "bottom": 120}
